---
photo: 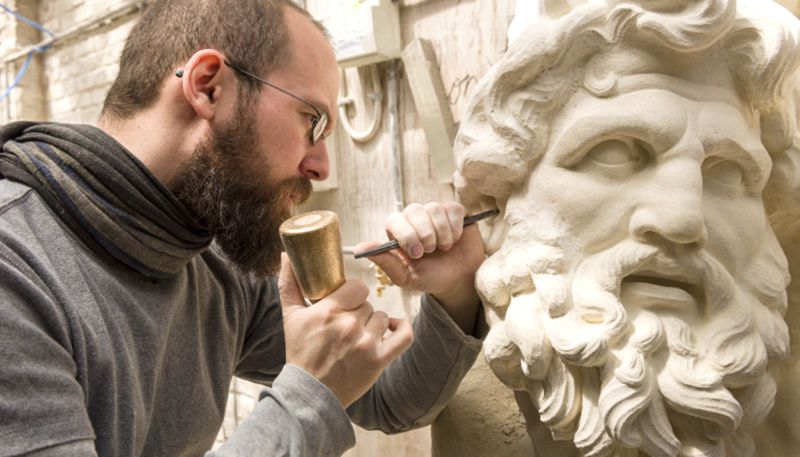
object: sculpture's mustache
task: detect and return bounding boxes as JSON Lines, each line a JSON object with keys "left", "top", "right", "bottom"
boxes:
{"left": 569, "top": 240, "right": 732, "bottom": 320}
{"left": 542, "top": 240, "right": 736, "bottom": 368}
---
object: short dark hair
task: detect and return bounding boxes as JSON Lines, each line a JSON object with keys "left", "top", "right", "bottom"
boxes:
{"left": 101, "top": 0, "right": 323, "bottom": 120}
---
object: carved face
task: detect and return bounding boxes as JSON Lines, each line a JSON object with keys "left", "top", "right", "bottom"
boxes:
{"left": 478, "top": 71, "right": 791, "bottom": 456}
{"left": 457, "top": 0, "right": 800, "bottom": 455}
{"left": 520, "top": 81, "right": 771, "bottom": 316}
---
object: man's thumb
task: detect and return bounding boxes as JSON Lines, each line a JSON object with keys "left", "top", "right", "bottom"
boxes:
{"left": 278, "top": 253, "right": 307, "bottom": 315}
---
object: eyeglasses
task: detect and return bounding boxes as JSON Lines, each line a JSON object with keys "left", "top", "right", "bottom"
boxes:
{"left": 175, "top": 60, "right": 328, "bottom": 145}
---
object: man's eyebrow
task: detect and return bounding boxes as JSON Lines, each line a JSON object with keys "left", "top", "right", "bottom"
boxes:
{"left": 301, "top": 95, "right": 330, "bottom": 117}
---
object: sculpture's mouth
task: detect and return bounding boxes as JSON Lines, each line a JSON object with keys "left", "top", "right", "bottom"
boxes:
{"left": 621, "top": 267, "right": 705, "bottom": 315}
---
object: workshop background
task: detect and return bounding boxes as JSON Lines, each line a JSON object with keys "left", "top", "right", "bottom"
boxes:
{"left": 2, "top": 1, "right": 799, "bottom": 456}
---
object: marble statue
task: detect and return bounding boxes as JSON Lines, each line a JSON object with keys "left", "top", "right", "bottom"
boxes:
{"left": 449, "top": 0, "right": 800, "bottom": 456}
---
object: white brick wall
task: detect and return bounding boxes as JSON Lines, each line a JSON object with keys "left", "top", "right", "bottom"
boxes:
{"left": 1, "top": 0, "right": 46, "bottom": 123}
{"left": 39, "top": 1, "right": 139, "bottom": 123}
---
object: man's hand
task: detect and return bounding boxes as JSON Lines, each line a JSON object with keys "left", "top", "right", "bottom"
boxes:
{"left": 356, "top": 202, "right": 485, "bottom": 334}
{"left": 278, "top": 254, "right": 414, "bottom": 408}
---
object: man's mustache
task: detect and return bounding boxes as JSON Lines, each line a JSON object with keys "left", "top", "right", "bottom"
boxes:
{"left": 279, "top": 175, "right": 313, "bottom": 207}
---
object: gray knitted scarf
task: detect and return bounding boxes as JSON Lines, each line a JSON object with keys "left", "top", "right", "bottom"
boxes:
{"left": 0, "top": 121, "right": 213, "bottom": 278}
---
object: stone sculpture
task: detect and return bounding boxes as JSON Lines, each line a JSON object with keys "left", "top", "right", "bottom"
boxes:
{"left": 451, "top": 0, "right": 800, "bottom": 456}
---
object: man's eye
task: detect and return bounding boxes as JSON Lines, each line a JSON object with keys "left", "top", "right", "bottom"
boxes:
{"left": 573, "top": 138, "right": 650, "bottom": 178}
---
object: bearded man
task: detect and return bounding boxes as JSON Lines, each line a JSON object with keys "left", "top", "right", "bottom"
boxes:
{"left": 451, "top": 0, "right": 800, "bottom": 456}
{"left": 0, "top": 1, "right": 486, "bottom": 455}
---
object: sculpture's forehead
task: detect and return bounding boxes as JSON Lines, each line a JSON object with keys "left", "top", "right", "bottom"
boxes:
{"left": 580, "top": 44, "right": 744, "bottom": 102}
{"left": 542, "top": 45, "right": 761, "bottom": 156}
{"left": 551, "top": 84, "right": 754, "bottom": 141}
{"left": 590, "top": 44, "right": 736, "bottom": 86}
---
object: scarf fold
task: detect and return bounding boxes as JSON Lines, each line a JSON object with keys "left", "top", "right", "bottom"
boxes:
{"left": 0, "top": 121, "right": 213, "bottom": 278}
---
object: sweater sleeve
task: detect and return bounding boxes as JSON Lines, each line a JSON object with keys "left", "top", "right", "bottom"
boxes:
{"left": 206, "top": 364, "right": 355, "bottom": 457}
{"left": 221, "top": 276, "right": 356, "bottom": 456}
{"left": 346, "top": 294, "right": 483, "bottom": 432}
{"left": 0, "top": 251, "right": 98, "bottom": 456}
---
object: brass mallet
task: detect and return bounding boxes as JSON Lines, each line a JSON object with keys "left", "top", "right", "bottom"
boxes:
{"left": 279, "top": 210, "right": 346, "bottom": 302}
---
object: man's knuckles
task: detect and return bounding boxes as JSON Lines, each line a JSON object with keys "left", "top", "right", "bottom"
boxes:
{"left": 325, "top": 279, "right": 369, "bottom": 311}
{"left": 393, "top": 323, "right": 414, "bottom": 349}
{"left": 419, "top": 229, "right": 437, "bottom": 252}
{"left": 336, "top": 314, "right": 364, "bottom": 344}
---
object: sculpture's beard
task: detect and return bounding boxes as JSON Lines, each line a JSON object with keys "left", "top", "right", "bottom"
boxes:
{"left": 479, "top": 227, "right": 789, "bottom": 457}
{"left": 172, "top": 99, "right": 313, "bottom": 277}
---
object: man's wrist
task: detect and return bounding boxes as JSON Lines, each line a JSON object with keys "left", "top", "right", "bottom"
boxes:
{"left": 431, "top": 282, "right": 481, "bottom": 335}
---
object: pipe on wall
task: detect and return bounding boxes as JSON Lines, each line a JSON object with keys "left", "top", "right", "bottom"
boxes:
{"left": 387, "top": 60, "right": 404, "bottom": 213}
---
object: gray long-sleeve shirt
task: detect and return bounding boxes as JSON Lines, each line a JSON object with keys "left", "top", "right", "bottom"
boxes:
{"left": 0, "top": 179, "right": 482, "bottom": 457}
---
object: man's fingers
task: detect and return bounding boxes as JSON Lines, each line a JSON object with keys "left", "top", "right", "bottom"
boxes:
{"left": 386, "top": 205, "right": 428, "bottom": 259}
{"left": 424, "top": 202, "right": 454, "bottom": 251}
{"left": 355, "top": 240, "right": 411, "bottom": 287}
{"left": 443, "top": 202, "right": 466, "bottom": 242}
{"left": 364, "top": 310, "right": 390, "bottom": 339}
{"left": 380, "top": 317, "right": 414, "bottom": 360}
{"left": 317, "top": 278, "right": 370, "bottom": 312}
{"left": 405, "top": 203, "right": 437, "bottom": 254}
{"left": 383, "top": 202, "right": 469, "bottom": 260}
{"left": 278, "top": 253, "right": 308, "bottom": 316}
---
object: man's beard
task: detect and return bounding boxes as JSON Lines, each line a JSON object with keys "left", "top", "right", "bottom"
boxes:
{"left": 172, "top": 101, "right": 312, "bottom": 277}
{"left": 479, "top": 221, "right": 790, "bottom": 457}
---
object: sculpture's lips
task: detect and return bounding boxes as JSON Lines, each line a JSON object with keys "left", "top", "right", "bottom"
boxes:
{"left": 620, "top": 269, "right": 703, "bottom": 312}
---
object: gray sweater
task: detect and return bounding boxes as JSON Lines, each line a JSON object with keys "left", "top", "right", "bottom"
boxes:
{"left": 0, "top": 179, "right": 482, "bottom": 457}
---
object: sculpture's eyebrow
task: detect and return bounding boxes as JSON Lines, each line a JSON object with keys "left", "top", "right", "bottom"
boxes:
{"left": 703, "top": 137, "right": 772, "bottom": 186}
{"left": 694, "top": 103, "right": 773, "bottom": 185}
{"left": 548, "top": 113, "right": 682, "bottom": 167}
{"left": 545, "top": 90, "right": 690, "bottom": 167}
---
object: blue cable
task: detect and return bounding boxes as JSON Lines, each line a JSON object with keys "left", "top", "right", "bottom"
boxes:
{"left": 0, "top": 3, "right": 56, "bottom": 104}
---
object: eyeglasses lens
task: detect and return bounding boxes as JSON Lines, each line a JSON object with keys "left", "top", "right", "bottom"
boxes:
{"left": 311, "top": 113, "right": 328, "bottom": 145}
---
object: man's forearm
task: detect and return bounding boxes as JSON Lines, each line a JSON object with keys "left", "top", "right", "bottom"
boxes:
{"left": 208, "top": 365, "right": 355, "bottom": 457}
{"left": 346, "top": 294, "right": 483, "bottom": 433}
{"left": 431, "top": 276, "right": 481, "bottom": 335}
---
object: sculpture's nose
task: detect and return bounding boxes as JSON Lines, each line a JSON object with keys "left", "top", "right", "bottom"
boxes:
{"left": 629, "top": 154, "right": 708, "bottom": 250}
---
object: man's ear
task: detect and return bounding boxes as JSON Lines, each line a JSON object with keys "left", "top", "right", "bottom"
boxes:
{"left": 178, "top": 50, "right": 232, "bottom": 121}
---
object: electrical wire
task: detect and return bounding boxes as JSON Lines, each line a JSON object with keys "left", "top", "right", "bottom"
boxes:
{"left": 0, "top": 3, "right": 55, "bottom": 103}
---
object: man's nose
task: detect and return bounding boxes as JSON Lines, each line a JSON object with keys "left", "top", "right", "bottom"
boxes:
{"left": 300, "top": 141, "right": 330, "bottom": 181}
{"left": 629, "top": 155, "right": 707, "bottom": 249}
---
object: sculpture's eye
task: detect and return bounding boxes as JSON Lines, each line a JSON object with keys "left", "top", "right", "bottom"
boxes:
{"left": 704, "top": 158, "right": 747, "bottom": 193}
{"left": 574, "top": 138, "right": 650, "bottom": 178}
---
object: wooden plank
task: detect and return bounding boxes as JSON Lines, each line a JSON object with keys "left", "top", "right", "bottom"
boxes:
{"left": 401, "top": 38, "right": 456, "bottom": 183}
